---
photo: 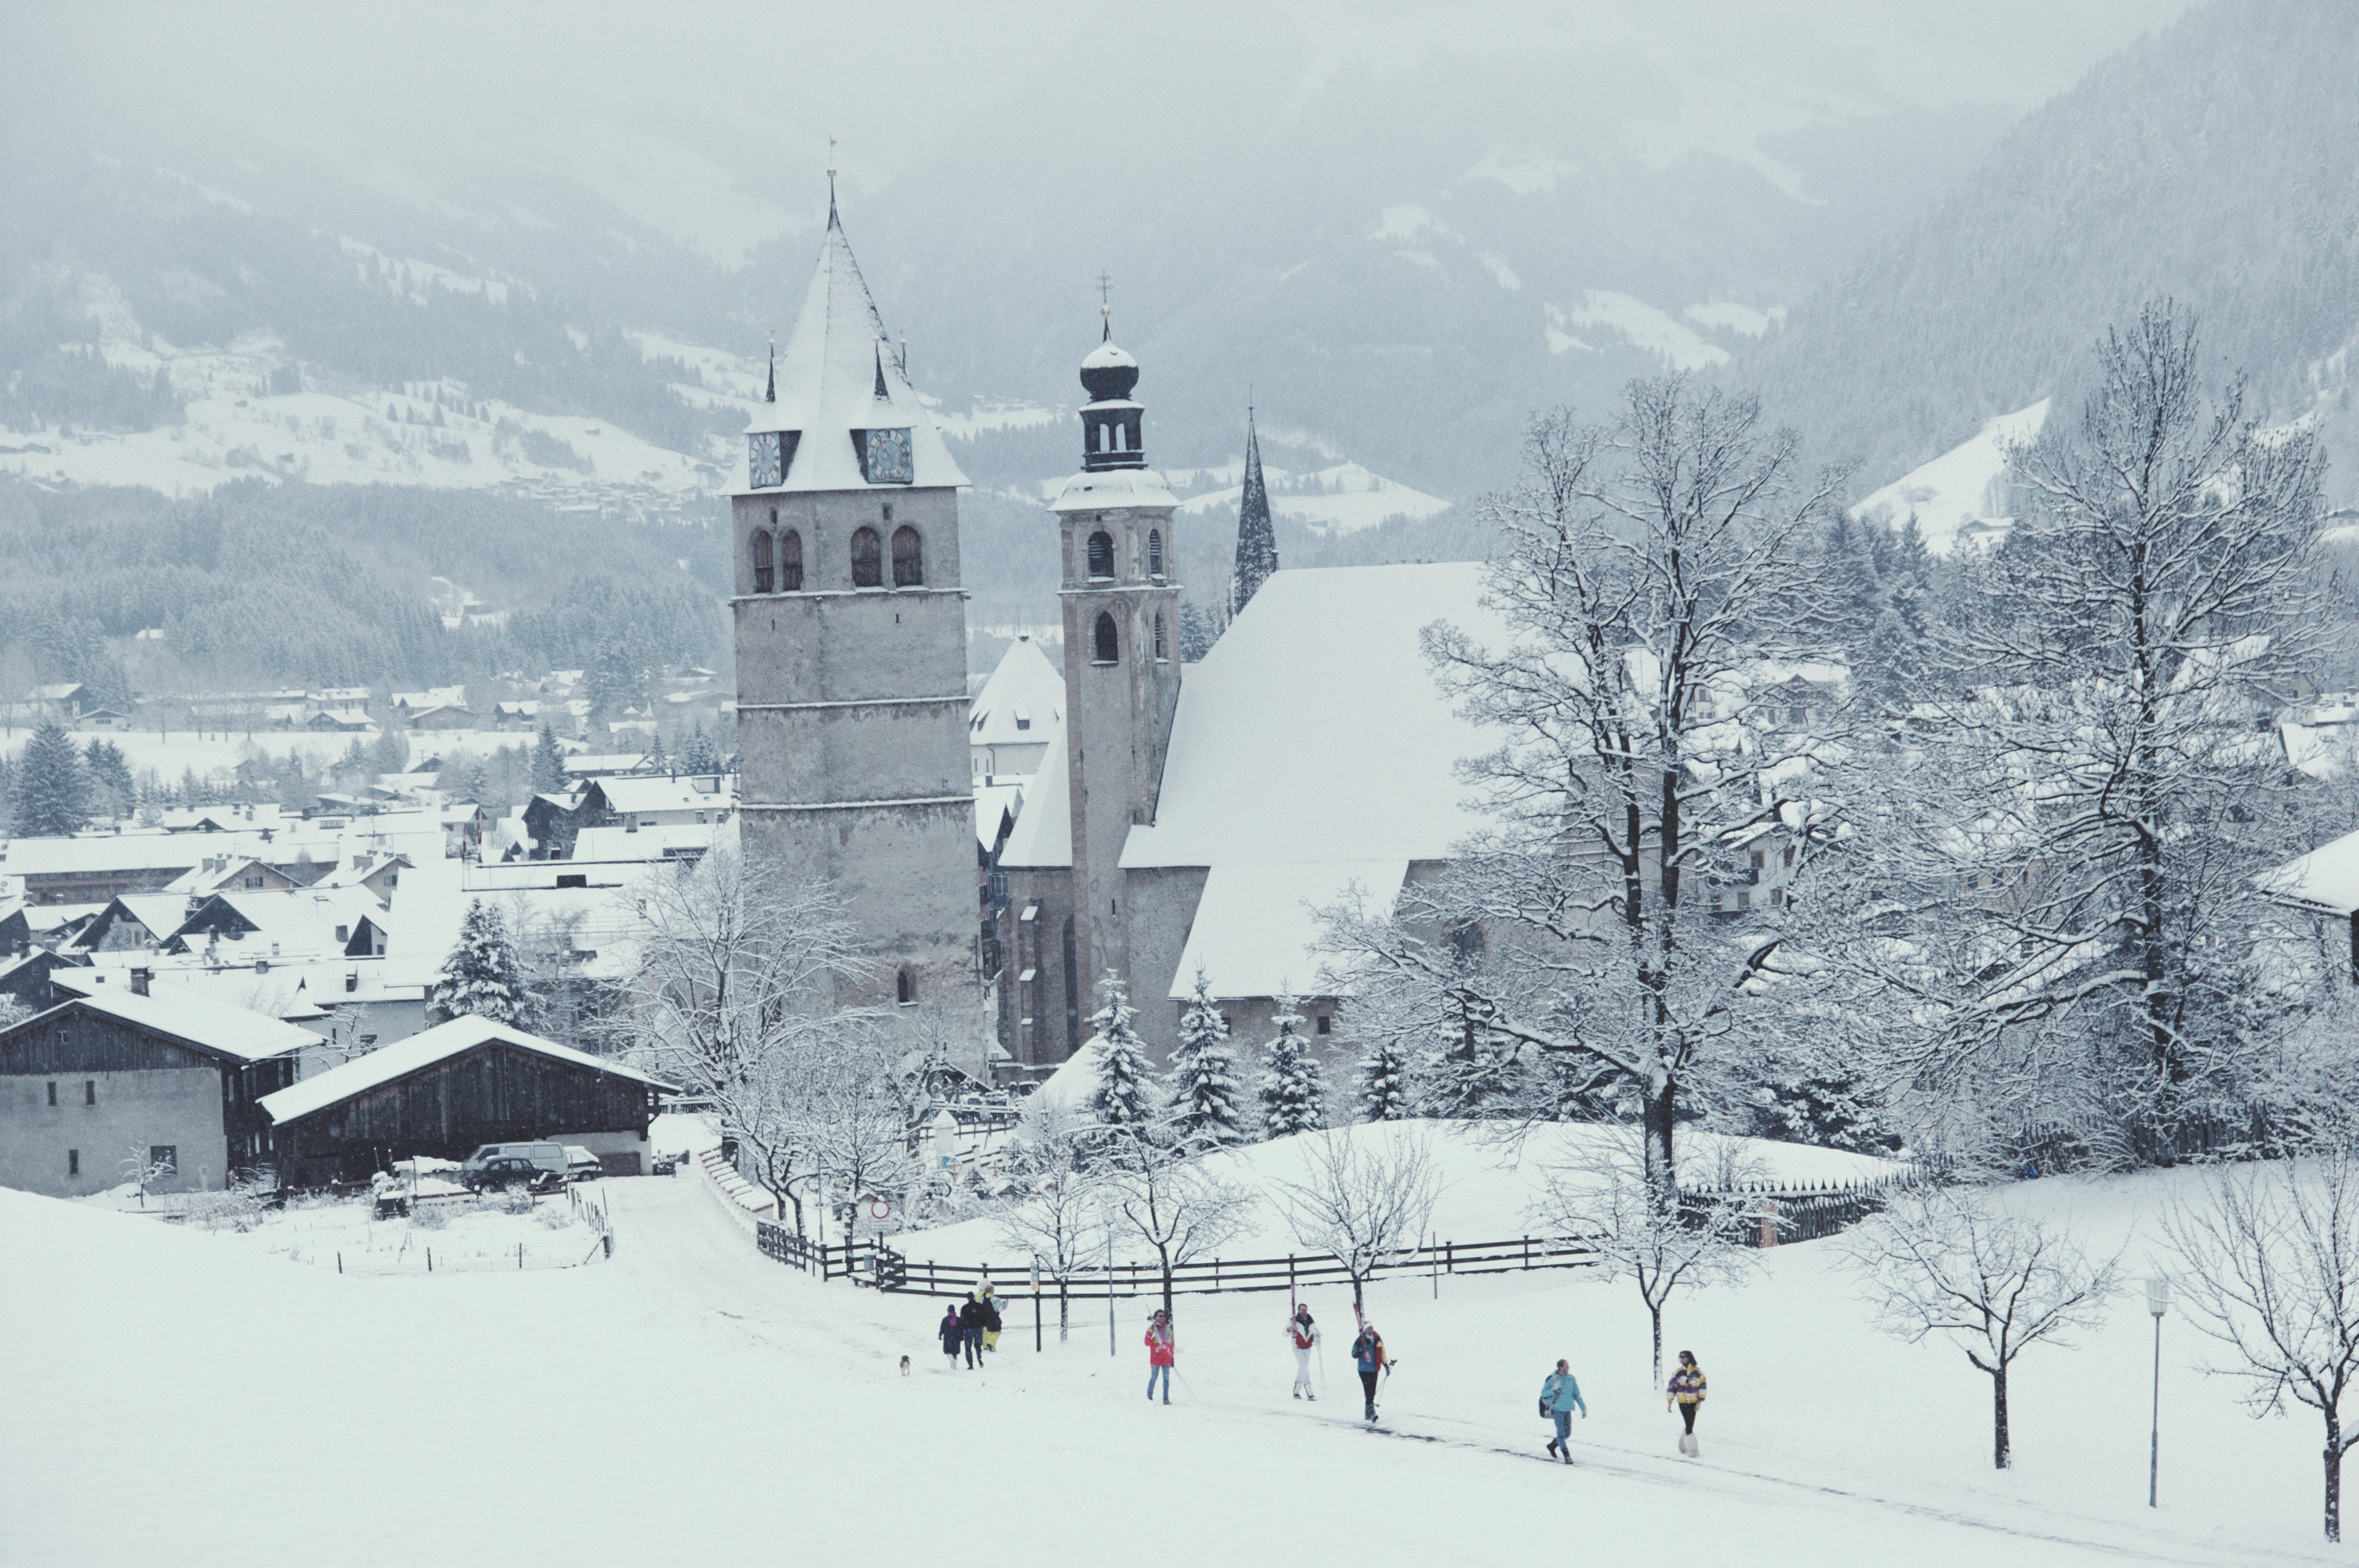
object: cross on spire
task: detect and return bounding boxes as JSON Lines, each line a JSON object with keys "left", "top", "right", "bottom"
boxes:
{"left": 1098, "top": 271, "right": 1113, "bottom": 341}
{"left": 826, "top": 138, "right": 838, "bottom": 223}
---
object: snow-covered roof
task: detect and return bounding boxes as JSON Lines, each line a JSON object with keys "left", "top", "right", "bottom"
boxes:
{"left": 23, "top": 985, "right": 318, "bottom": 1063}
{"left": 739, "top": 205, "right": 967, "bottom": 495}
{"left": 1119, "top": 563, "right": 1511, "bottom": 868}
{"left": 259, "top": 1014, "right": 678, "bottom": 1125}
{"left": 4, "top": 832, "right": 221, "bottom": 877}
{"left": 2262, "top": 828, "right": 2359, "bottom": 917}
{"left": 996, "top": 715, "right": 1071, "bottom": 870}
{"left": 571, "top": 823, "right": 715, "bottom": 862}
{"left": 969, "top": 636, "right": 1066, "bottom": 750}
{"left": 1050, "top": 466, "right": 1178, "bottom": 513}
{"left": 1168, "top": 861, "right": 1408, "bottom": 1001}
{"left": 591, "top": 775, "right": 733, "bottom": 815}
{"left": 974, "top": 781, "right": 1024, "bottom": 852}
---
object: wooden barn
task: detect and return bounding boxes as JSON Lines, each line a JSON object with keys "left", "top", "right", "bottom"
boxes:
{"left": 0, "top": 988, "right": 312, "bottom": 1198}
{"left": 260, "top": 1015, "right": 678, "bottom": 1184}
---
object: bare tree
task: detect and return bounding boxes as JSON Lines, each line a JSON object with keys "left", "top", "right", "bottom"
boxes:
{"left": 995, "top": 1096, "right": 1106, "bottom": 1340}
{"left": 799, "top": 1034, "right": 919, "bottom": 1239}
{"left": 1107, "top": 1140, "right": 1260, "bottom": 1322}
{"left": 606, "top": 844, "right": 877, "bottom": 1232}
{"left": 1326, "top": 382, "right": 1846, "bottom": 1207}
{"left": 1535, "top": 1127, "right": 1759, "bottom": 1385}
{"left": 2163, "top": 1140, "right": 2359, "bottom": 1541}
{"left": 1271, "top": 1126, "right": 1442, "bottom": 1313}
{"left": 1841, "top": 1187, "right": 2120, "bottom": 1469}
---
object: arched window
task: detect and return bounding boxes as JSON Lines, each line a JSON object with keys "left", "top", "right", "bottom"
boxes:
{"left": 896, "top": 966, "right": 916, "bottom": 1005}
{"left": 779, "top": 527, "right": 804, "bottom": 591}
{"left": 1086, "top": 530, "right": 1114, "bottom": 579}
{"left": 1147, "top": 528, "right": 1163, "bottom": 578}
{"left": 1153, "top": 612, "right": 1168, "bottom": 662}
{"left": 891, "top": 525, "right": 924, "bottom": 587}
{"left": 751, "top": 529, "right": 774, "bottom": 595}
{"left": 1092, "top": 610, "right": 1119, "bottom": 665}
{"left": 850, "top": 526, "right": 883, "bottom": 588}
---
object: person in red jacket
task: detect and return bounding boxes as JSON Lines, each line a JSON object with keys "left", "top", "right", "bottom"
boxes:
{"left": 1144, "top": 1307, "right": 1176, "bottom": 1404}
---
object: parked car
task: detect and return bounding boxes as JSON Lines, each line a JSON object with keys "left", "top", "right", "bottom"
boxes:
{"left": 459, "top": 1142, "right": 568, "bottom": 1192}
{"left": 563, "top": 1146, "right": 603, "bottom": 1182}
{"left": 651, "top": 1152, "right": 678, "bottom": 1177}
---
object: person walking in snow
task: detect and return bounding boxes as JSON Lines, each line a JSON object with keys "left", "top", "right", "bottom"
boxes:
{"left": 975, "top": 1284, "right": 1004, "bottom": 1354}
{"left": 957, "top": 1291, "right": 989, "bottom": 1368}
{"left": 1145, "top": 1308, "right": 1176, "bottom": 1404}
{"left": 1287, "top": 1304, "right": 1320, "bottom": 1400}
{"left": 1350, "top": 1321, "right": 1387, "bottom": 1421}
{"left": 937, "top": 1304, "right": 965, "bottom": 1371}
{"left": 1667, "top": 1350, "right": 1707, "bottom": 1457}
{"left": 1539, "top": 1359, "right": 1587, "bottom": 1461}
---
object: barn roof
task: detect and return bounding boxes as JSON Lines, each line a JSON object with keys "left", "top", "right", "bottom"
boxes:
{"left": 1, "top": 989, "right": 318, "bottom": 1065}
{"left": 259, "top": 1014, "right": 678, "bottom": 1125}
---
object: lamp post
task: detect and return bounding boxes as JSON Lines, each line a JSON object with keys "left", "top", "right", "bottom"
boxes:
{"left": 2147, "top": 1275, "right": 2171, "bottom": 1509}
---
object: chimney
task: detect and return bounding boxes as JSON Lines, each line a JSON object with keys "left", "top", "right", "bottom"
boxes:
{"left": 128, "top": 967, "right": 151, "bottom": 997}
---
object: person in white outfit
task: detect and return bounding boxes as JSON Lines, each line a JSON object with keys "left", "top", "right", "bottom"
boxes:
{"left": 1287, "top": 1303, "right": 1320, "bottom": 1400}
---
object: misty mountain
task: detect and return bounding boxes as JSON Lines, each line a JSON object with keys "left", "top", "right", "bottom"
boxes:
{"left": 1746, "top": 0, "right": 2359, "bottom": 502}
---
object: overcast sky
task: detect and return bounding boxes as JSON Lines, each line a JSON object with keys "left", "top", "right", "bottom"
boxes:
{"left": 12, "top": 1, "right": 2199, "bottom": 263}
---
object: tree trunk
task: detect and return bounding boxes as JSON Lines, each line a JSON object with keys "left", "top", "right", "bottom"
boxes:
{"left": 1643, "top": 1075, "right": 1678, "bottom": 1208}
{"left": 2327, "top": 1416, "right": 2344, "bottom": 1544}
{"left": 1650, "top": 1303, "right": 1664, "bottom": 1390}
{"left": 1992, "top": 1365, "right": 2011, "bottom": 1470}
{"left": 1058, "top": 1278, "right": 1069, "bottom": 1342}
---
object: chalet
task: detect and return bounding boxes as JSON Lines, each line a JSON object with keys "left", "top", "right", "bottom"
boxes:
{"left": 0, "top": 984, "right": 313, "bottom": 1197}
{"left": 261, "top": 1015, "right": 678, "bottom": 1183}
{"left": 72, "top": 894, "right": 194, "bottom": 953}
{"left": 5, "top": 833, "right": 212, "bottom": 906}
{"left": 522, "top": 791, "right": 586, "bottom": 858}
{"left": 0, "top": 903, "right": 30, "bottom": 958}
{"left": 0, "top": 949, "right": 84, "bottom": 1011}
{"left": 72, "top": 707, "right": 135, "bottom": 732}
{"left": 408, "top": 704, "right": 477, "bottom": 731}
{"left": 164, "top": 888, "right": 391, "bottom": 961}
{"left": 303, "top": 707, "right": 374, "bottom": 733}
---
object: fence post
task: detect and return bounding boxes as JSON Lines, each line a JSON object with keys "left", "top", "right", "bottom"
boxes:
{"left": 518, "top": 1242, "right": 524, "bottom": 1270}
{"left": 427, "top": 1247, "right": 432, "bottom": 1273}
{"left": 1288, "top": 1255, "right": 1296, "bottom": 1297}
{"left": 1523, "top": 1235, "right": 1530, "bottom": 1269}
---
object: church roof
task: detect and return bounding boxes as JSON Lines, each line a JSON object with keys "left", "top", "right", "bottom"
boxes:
{"left": 969, "top": 636, "right": 1066, "bottom": 750}
{"left": 740, "top": 204, "right": 967, "bottom": 495}
{"left": 1168, "top": 860, "right": 1409, "bottom": 1001}
{"left": 996, "top": 713, "right": 1072, "bottom": 869}
{"left": 1119, "top": 562, "right": 1512, "bottom": 869}
{"left": 1050, "top": 466, "right": 1178, "bottom": 512}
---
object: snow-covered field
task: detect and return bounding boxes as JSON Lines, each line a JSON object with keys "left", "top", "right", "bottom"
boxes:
{"left": 221, "top": 1188, "right": 607, "bottom": 1276}
{"left": 0, "top": 1143, "right": 2336, "bottom": 1566}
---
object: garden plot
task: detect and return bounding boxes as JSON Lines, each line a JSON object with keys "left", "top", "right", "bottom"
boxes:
{"left": 229, "top": 1188, "right": 607, "bottom": 1275}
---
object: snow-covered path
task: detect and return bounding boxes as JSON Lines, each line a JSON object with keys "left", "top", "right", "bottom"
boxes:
{"left": 0, "top": 1176, "right": 2329, "bottom": 1567}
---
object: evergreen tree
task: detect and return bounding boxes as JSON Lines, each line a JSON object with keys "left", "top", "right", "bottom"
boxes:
{"left": 12, "top": 721, "right": 91, "bottom": 837}
{"left": 1086, "top": 970, "right": 1160, "bottom": 1147}
{"left": 84, "top": 738, "right": 136, "bottom": 816}
{"left": 1167, "top": 968, "right": 1249, "bottom": 1148}
{"left": 680, "top": 722, "right": 720, "bottom": 775}
{"left": 1416, "top": 1004, "right": 1522, "bottom": 1119}
{"left": 427, "top": 899, "right": 530, "bottom": 1027}
{"left": 1353, "top": 1034, "right": 1414, "bottom": 1122}
{"left": 646, "top": 725, "right": 669, "bottom": 770}
{"left": 530, "top": 724, "right": 567, "bottom": 793}
{"left": 1258, "top": 995, "right": 1328, "bottom": 1137}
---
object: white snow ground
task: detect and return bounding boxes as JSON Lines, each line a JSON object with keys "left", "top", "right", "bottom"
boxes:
{"left": 1, "top": 1149, "right": 2338, "bottom": 1565}
{"left": 1851, "top": 399, "right": 2052, "bottom": 554}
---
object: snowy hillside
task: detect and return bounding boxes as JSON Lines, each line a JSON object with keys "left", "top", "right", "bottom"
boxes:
{"left": 1849, "top": 399, "right": 2048, "bottom": 554}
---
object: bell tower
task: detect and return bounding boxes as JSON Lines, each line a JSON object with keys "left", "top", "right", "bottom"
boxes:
{"left": 1051, "top": 310, "right": 1182, "bottom": 990}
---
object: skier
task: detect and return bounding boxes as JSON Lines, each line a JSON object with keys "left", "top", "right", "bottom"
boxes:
{"left": 1667, "top": 1349, "right": 1707, "bottom": 1457}
{"left": 1350, "top": 1320, "right": 1387, "bottom": 1422}
{"left": 957, "top": 1290, "right": 989, "bottom": 1368}
{"left": 936, "top": 1303, "right": 965, "bottom": 1371}
{"left": 1539, "top": 1358, "right": 1587, "bottom": 1461}
{"left": 1144, "top": 1308, "right": 1176, "bottom": 1404}
{"left": 1287, "top": 1303, "right": 1319, "bottom": 1400}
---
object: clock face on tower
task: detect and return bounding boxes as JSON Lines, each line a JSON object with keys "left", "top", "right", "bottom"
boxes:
{"left": 747, "top": 431, "right": 784, "bottom": 489}
{"left": 861, "top": 426, "right": 914, "bottom": 485}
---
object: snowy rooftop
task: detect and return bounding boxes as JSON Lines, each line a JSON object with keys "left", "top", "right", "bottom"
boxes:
{"left": 1119, "top": 563, "right": 1511, "bottom": 869}
{"left": 260, "top": 1014, "right": 678, "bottom": 1125}
{"left": 995, "top": 714, "right": 1071, "bottom": 870}
{"left": 739, "top": 206, "right": 967, "bottom": 495}
{"left": 2261, "top": 827, "right": 2359, "bottom": 917}
{"left": 1050, "top": 465, "right": 1178, "bottom": 513}
{"left": 969, "top": 636, "right": 1066, "bottom": 750}
{"left": 1169, "top": 860, "right": 1407, "bottom": 1001}
{"left": 590, "top": 775, "right": 734, "bottom": 815}
{"left": 21, "top": 985, "right": 320, "bottom": 1064}
{"left": 570, "top": 822, "right": 716, "bottom": 862}
{"left": 5, "top": 832, "right": 227, "bottom": 877}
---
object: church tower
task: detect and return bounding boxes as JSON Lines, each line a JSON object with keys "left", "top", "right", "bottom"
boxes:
{"left": 1050, "top": 315, "right": 1182, "bottom": 993}
{"left": 731, "top": 198, "right": 976, "bottom": 1011}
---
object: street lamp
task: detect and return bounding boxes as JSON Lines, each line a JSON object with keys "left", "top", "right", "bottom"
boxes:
{"left": 2147, "top": 1275, "right": 2171, "bottom": 1509}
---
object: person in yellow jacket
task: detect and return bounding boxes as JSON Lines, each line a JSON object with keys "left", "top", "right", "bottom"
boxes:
{"left": 974, "top": 1284, "right": 1003, "bottom": 1353}
{"left": 1667, "top": 1350, "right": 1707, "bottom": 1457}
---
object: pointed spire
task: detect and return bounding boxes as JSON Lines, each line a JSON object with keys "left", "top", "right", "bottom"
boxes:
{"left": 826, "top": 137, "right": 838, "bottom": 227}
{"left": 1232, "top": 404, "right": 1279, "bottom": 614}
{"left": 873, "top": 339, "right": 889, "bottom": 400}
{"left": 764, "top": 330, "right": 775, "bottom": 404}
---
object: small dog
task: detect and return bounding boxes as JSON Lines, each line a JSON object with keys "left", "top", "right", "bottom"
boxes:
{"left": 899, "top": 1355, "right": 912, "bottom": 1376}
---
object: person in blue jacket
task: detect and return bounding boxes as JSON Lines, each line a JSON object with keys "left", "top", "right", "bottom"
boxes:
{"left": 1539, "top": 1359, "right": 1587, "bottom": 1460}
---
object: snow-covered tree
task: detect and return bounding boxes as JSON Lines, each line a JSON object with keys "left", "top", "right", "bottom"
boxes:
{"left": 1086, "top": 970, "right": 1160, "bottom": 1153}
{"left": 529, "top": 724, "right": 567, "bottom": 793}
{"left": 996, "top": 1096, "right": 1106, "bottom": 1340}
{"left": 1259, "top": 995, "right": 1328, "bottom": 1137}
{"left": 1168, "top": 969, "right": 1249, "bottom": 1149}
{"left": 1842, "top": 1187, "right": 2120, "bottom": 1471}
{"left": 426, "top": 899, "right": 529, "bottom": 1026}
{"left": 2165, "top": 1139, "right": 2359, "bottom": 1541}
{"left": 1353, "top": 1033, "right": 1414, "bottom": 1122}
{"left": 1107, "top": 1136, "right": 1259, "bottom": 1321}
{"left": 12, "top": 720, "right": 90, "bottom": 837}
{"left": 679, "top": 723, "right": 721, "bottom": 775}
{"left": 83, "top": 738, "right": 134, "bottom": 818}
{"left": 1272, "top": 1126, "right": 1440, "bottom": 1311}
{"left": 1328, "top": 385, "right": 1843, "bottom": 1204}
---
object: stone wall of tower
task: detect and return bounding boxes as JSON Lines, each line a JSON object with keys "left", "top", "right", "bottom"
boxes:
{"left": 732, "top": 485, "right": 976, "bottom": 1011}
{"left": 1058, "top": 502, "right": 1182, "bottom": 998}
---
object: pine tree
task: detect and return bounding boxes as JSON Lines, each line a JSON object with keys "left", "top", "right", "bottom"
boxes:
{"left": 427, "top": 899, "right": 530, "bottom": 1027}
{"left": 530, "top": 724, "right": 567, "bottom": 793}
{"left": 83, "top": 738, "right": 135, "bottom": 817}
{"left": 1168, "top": 969, "right": 1249, "bottom": 1148}
{"left": 1259, "top": 995, "right": 1328, "bottom": 1137}
{"left": 12, "top": 721, "right": 91, "bottom": 837}
{"left": 1416, "top": 1005, "right": 1521, "bottom": 1119}
{"left": 1354, "top": 1034, "right": 1414, "bottom": 1122}
{"left": 1087, "top": 970, "right": 1159, "bottom": 1147}
{"left": 680, "top": 722, "right": 720, "bottom": 775}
